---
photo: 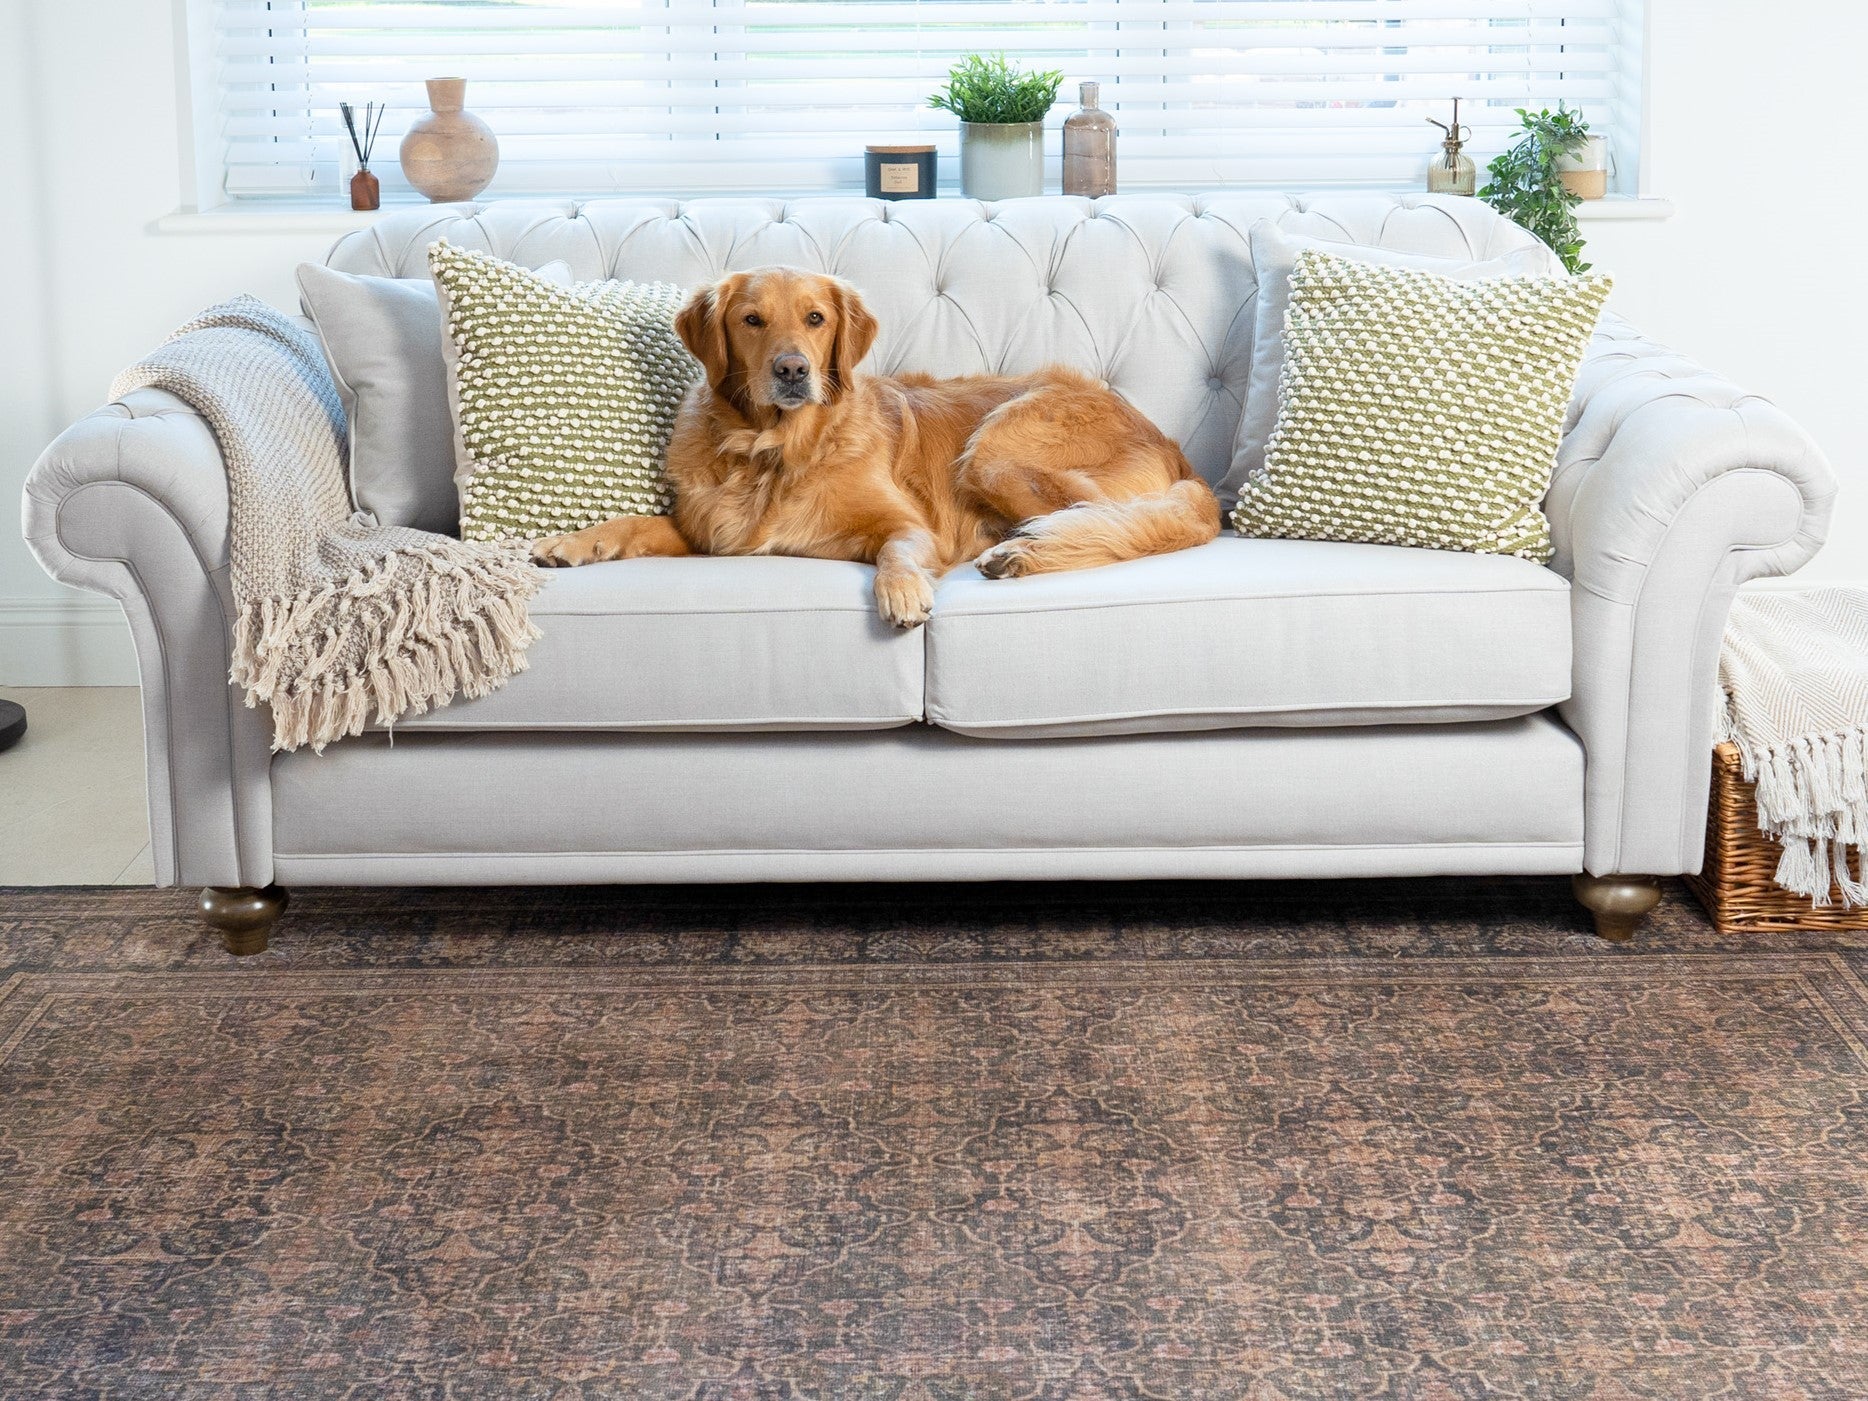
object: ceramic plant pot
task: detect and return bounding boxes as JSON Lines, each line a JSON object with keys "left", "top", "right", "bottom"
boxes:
{"left": 399, "top": 77, "right": 499, "bottom": 203}
{"left": 959, "top": 120, "right": 1043, "bottom": 200}
{"left": 1557, "top": 135, "right": 1610, "bottom": 200}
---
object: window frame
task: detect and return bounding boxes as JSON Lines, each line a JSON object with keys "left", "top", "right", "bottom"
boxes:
{"left": 181, "top": 0, "right": 1651, "bottom": 211}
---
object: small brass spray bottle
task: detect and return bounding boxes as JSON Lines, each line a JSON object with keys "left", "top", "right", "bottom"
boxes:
{"left": 1426, "top": 98, "right": 1476, "bottom": 196}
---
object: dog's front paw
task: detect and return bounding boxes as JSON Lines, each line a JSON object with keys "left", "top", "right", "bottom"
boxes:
{"left": 875, "top": 569, "right": 934, "bottom": 629}
{"left": 975, "top": 539, "right": 1035, "bottom": 579}
{"left": 532, "top": 531, "right": 598, "bottom": 567}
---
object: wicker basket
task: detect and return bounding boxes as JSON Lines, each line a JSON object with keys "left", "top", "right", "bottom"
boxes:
{"left": 1684, "top": 742, "right": 1868, "bottom": 933}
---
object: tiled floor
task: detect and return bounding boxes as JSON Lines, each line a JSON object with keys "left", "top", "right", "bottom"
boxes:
{"left": 0, "top": 687, "right": 152, "bottom": 885}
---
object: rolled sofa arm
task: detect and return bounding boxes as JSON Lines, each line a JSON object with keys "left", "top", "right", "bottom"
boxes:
{"left": 1546, "top": 314, "right": 1837, "bottom": 877}
{"left": 21, "top": 388, "right": 274, "bottom": 889}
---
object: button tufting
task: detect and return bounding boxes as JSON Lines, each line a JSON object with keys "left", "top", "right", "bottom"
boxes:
{"left": 327, "top": 190, "right": 1593, "bottom": 494}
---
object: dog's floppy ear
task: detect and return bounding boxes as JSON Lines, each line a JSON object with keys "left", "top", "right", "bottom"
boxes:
{"left": 672, "top": 276, "right": 728, "bottom": 386}
{"left": 825, "top": 278, "right": 879, "bottom": 402}
{"left": 679, "top": 270, "right": 758, "bottom": 416}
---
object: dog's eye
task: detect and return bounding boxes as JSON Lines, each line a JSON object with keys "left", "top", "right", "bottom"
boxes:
{"left": 743, "top": 313, "right": 763, "bottom": 328}
{"left": 806, "top": 310, "right": 825, "bottom": 326}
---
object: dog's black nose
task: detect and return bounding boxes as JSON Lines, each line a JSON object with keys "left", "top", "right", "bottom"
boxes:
{"left": 772, "top": 353, "right": 810, "bottom": 384}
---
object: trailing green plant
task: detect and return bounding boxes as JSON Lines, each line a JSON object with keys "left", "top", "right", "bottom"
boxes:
{"left": 928, "top": 53, "right": 1064, "bottom": 125}
{"left": 1478, "top": 104, "right": 1594, "bottom": 274}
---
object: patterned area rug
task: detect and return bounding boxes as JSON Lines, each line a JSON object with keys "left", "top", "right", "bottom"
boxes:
{"left": 2, "top": 879, "right": 1867, "bottom": 1399}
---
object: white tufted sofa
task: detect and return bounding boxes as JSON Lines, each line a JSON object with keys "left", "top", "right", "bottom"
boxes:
{"left": 22, "top": 194, "right": 1836, "bottom": 948}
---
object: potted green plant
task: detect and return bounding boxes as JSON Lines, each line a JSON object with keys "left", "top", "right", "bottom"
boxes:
{"left": 929, "top": 53, "right": 1064, "bottom": 201}
{"left": 1478, "top": 104, "right": 1595, "bottom": 274}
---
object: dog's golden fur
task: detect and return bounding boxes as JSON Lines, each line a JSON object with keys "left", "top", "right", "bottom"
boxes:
{"left": 532, "top": 268, "right": 1220, "bottom": 627}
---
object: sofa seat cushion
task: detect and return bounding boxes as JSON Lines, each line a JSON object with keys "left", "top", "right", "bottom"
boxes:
{"left": 925, "top": 535, "right": 1570, "bottom": 738}
{"left": 384, "top": 556, "right": 923, "bottom": 732}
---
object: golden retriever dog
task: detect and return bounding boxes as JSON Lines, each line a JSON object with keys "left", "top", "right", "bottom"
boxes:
{"left": 532, "top": 268, "right": 1220, "bottom": 628}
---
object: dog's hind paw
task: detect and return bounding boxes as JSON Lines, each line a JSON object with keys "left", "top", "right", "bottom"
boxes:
{"left": 975, "top": 539, "right": 1035, "bottom": 580}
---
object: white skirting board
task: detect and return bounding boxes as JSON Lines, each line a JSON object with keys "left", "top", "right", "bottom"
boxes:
{"left": 0, "top": 595, "right": 139, "bottom": 686}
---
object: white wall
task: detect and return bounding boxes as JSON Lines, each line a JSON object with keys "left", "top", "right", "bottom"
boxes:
{"left": 3, "top": 0, "right": 1863, "bottom": 683}
{"left": 1582, "top": 2, "right": 1867, "bottom": 593}
{"left": 2, "top": 0, "right": 330, "bottom": 682}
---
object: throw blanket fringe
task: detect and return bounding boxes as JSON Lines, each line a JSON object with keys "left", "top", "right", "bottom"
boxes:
{"left": 1719, "top": 590, "right": 1868, "bottom": 907}
{"left": 113, "top": 296, "right": 542, "bottom": 752}
{"left": 228, "top": 545, "right": 541, "bottom": 752}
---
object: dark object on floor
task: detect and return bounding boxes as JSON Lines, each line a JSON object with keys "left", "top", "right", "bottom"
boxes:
{"left": 0, "top": 698, "right": 24, "bottom": 752}
{"left": 2, "top": 878, "right": 1865, "bottom": 1397}
{"left": 204, "top": 872, "right": 1668, "bottom": 951}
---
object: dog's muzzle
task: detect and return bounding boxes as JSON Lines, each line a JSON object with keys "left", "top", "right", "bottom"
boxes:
{"left": 771, "top": 352, "right": 813, "bottom": 407}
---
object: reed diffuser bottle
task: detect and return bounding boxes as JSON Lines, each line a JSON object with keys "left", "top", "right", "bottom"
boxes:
{"left": 1062, "top": 81, "right": 1117, "bottom": 197}
{"left": 340, "top": 101, "right": 387, "bottom": 210}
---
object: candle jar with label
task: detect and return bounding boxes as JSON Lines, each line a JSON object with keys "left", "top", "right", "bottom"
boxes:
{"left": 865, "top": 144, "right": 938, "bottom": 200}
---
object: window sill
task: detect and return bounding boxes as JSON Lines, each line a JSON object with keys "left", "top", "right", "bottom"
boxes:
{"left": 1573, "top": 197, "right": 1675, "bottom": 222}
{"left": 155, "top": 192, "right": 1675, "bottom": 237}
{"left": 153, "top": 206, "right": 393, "bottom": 237}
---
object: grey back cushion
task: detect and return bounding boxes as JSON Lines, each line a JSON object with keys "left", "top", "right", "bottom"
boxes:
{"left": 297, "top": 259, "right": 571, "bottom": 535}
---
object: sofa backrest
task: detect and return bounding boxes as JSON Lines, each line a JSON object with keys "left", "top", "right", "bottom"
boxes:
{"left": 325, "top": 194, "right": 1556, "bottom": 487}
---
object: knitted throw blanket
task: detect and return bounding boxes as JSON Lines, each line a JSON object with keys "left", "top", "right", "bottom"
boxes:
{"left": 111, "top": 297, "right": 542, "bottom": 752}
{"left": 1718, "top": 589, "right": 1868, "bottom": 906}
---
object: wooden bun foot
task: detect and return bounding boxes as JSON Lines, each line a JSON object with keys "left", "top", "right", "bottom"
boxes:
{"left": 199, "top": 885, "right": 288, "bottom": 956}
{"left": 1572, "top": 873, "right": 1660, "bottom": 943}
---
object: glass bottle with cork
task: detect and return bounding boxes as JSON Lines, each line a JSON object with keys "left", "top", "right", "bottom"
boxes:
{"left": 1425, "top": 99, "right": 1476, "bottom": 197}
{"left": 1062, "top": 82, "right": 1117, "bottom": 197}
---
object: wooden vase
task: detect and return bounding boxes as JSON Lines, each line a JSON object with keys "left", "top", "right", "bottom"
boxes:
{"left": 398, "top": 77, "right": 499, "bottom": 204}
{"left": 349, "top": 169, "right": 381, "bottom": 211}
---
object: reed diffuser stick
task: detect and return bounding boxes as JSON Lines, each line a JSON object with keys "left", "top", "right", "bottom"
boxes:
{"left": 339, "top": 101, "right": 386, "bottom": 170}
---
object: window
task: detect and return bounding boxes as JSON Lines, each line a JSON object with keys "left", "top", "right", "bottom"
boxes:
{"left": 208, "top": 0, "right": 1643, "bottom": 200}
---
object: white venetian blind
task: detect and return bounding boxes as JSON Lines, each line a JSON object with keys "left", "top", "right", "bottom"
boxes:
{"left": 211, "top": 0, "right": 1641, "bottom": 199}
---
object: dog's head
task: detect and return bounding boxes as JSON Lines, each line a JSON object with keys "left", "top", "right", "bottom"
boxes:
{"left": 675, "top": 268, "right": 879, "bottom": 415}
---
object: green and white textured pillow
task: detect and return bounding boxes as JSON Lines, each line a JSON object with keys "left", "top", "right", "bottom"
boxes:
{"left": 429, "top": 241, "right": 699, "bottom": 543}
{"left": 1231, "top": 248, "right": 1611, "bottom": 563}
